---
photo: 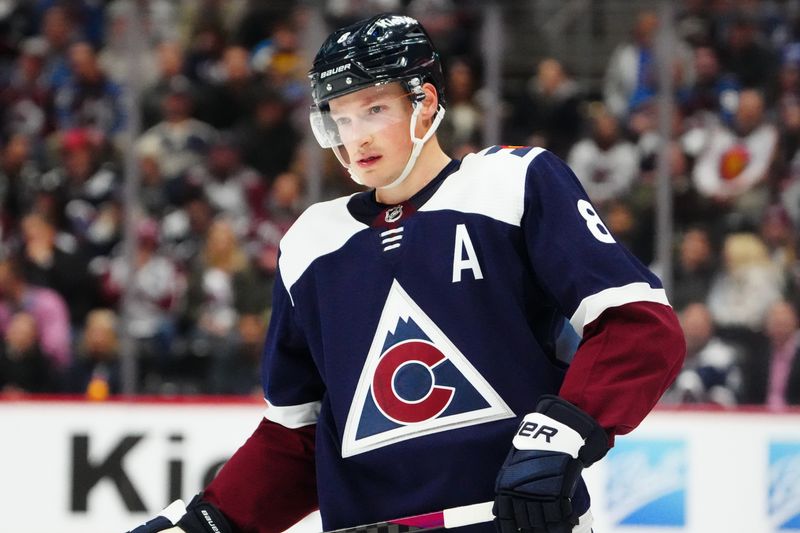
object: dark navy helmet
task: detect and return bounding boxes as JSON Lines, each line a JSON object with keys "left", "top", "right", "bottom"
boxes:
{"left": 309, "top": 14, "right": 446, "bottom": 110}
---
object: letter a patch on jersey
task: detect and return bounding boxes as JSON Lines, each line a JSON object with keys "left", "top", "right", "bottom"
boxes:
{"left": 341, "top": 280, "right": 514, "bottom": 457}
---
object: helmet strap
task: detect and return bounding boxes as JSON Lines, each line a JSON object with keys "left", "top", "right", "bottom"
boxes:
{"left": 379, "top": 103, "right": 445, "bottom": 190}
{"left": 343, "top": 102, "right": 446, "bottom": 189}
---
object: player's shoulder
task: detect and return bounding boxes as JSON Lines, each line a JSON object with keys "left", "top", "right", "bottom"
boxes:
{"left": 463, "top": 145, "right": 548, "bottom": 171}
{"left": 279, "top": 194, "right": 367, "bottom": 294}
{"left": 420, "top": 145, "right": 549, "bottom": 226}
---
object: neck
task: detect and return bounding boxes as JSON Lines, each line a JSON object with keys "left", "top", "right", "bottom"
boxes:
{"left": 374, "top": 137, "right": 451, "bottom": 205}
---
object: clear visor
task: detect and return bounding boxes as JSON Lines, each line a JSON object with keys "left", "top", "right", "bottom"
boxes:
{"left": 309, "top": 86, "right": 414, "bottom": 151}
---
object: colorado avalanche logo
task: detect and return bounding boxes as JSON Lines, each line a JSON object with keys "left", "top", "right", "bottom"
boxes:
{"left": 341, "top": 280, "right": 514, "bottom": 457}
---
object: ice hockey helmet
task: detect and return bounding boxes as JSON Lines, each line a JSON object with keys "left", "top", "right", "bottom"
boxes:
{"left": 309, "top": 13, "right": 446, "bottom": 110}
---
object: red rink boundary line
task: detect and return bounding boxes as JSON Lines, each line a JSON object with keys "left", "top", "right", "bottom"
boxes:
{"left": 0, "top": 394, "right": 265, "bottom": 405}
{"left": 0, "top": 396, "right": 799, "bottom": 414}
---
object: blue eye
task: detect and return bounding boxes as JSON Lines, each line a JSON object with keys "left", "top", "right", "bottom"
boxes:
{"left": 369, "top": 105, "right": 383, "bottom": 114}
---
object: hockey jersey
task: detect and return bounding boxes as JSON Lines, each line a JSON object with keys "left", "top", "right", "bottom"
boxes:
{"left": 204, "top": 146, "right": 685, "bottom": 532}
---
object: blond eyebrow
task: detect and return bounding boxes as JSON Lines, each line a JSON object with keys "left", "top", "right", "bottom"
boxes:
{"left": 329, "top": 90, "right": 406, "bottom": 118}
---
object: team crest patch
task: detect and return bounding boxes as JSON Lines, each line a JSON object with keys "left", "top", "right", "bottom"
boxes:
{"left": 341, "top": 280, "right": 514, "bottom": 457}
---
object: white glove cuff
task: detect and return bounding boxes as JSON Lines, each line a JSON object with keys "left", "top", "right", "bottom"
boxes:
{"left": 511, "top": 412, "right": 585, "bottom": 458}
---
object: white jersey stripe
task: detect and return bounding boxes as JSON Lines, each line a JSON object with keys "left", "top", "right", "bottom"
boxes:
{"left": 569, "top": 282, "right": 671, "bottom": 337}
{"left": 279, "top": 195, "right": 367, "bottom": 302}
{"left": 264, "top": 400, "right": 321, "bottom": 428}
{"left": 419, "top": 147, "right": 545, "bottom": 227}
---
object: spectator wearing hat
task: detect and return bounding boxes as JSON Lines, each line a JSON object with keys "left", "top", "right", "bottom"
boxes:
{"left": 137, "top": 75, "right": 218, "bottom": 201}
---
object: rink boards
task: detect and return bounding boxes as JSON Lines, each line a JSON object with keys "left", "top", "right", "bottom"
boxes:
{"left": 1, "top": 398, "right": 799, "bottom": 533}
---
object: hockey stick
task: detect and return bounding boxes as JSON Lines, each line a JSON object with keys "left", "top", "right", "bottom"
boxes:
{"left": 322, "top": 501, "right": 494, "bottom": 533}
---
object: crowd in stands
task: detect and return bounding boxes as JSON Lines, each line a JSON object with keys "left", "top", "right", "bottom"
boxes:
{"left": 0, "top": 0, "right": 799, "bottom": 407}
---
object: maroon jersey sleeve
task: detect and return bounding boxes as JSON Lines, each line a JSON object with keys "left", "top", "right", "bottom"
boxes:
{"left": 203, "top": 417, "right": 318, "bottom": 532}
{"left": 559, "top": 301, "right": 686, "bottom": 445}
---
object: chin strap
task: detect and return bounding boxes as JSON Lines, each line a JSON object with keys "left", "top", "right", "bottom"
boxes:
{"left": 346, "top": 103, "right": 446, "bottom": 188}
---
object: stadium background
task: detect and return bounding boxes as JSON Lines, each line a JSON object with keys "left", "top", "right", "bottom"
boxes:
{"left": 0, "top": 0, "right": 799, "bottom": 531}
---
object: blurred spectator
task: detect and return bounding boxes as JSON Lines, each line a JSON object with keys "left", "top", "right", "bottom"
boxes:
{"left": 762, "top": 300, "right": 800, "bottom": 407}
{"left": 101, "top": 218, "right": 182, "bottom": 388}
{"left": 407, "top": 0, "right": 478, "bottom": 61}
{"left": 161, "top": 191, "right": 216, "bottom": 267}
{"left": 0, "top": 311, "right": 56, "bottom": 394}
{"left": 182, "top": 217, "right": 266, "bottom": 389}
{"left": 0, "top": 134, "right": 41, "bottom": 239}
{"left": 0, "top": 255, "right": 71, "bottom": 372}
{"left": 53, "top": 42, "right": 126, "bottom": 138}
{"left": 603, "top": 10, "right": 694, "bottom": 118}
{"left": 265, "top": 170, "right": 304, "bottom": 231}
{"left": 507, "top": 58, "right": 583, "bottom": 159}
{"left": 758, "top": 205, "right": 799, "bottom": 295}
{"left": 98, "top": 2, "right": 159, "bottom": 87}
{"left": 253, "top": 20, "right": 306, "bottom": 108}
{"left": 717, "top": 12, "right": 777, "bottom": 94}
{"left": 65, "top": 308, "right": 121, "bottom": 399}
{"left": 39, "top": 5, "right": 77, "bottom": 90}
{"left": 39, "top": 127, "right": 122, "bottom": 257}
{"left": 208, "top": 312, "right": 265, "bottom": 395}
{"left": 691, "top": 89, "right": 778, "bottom": 228}
{"left": 671, "top": 227, "right": 718, "bottom": 312}
{"left": 186, "top": 135, "right": 267, "bottom": 234}
{"left": 679, "top": 45, "right": 740, "bottom": 124}
{"left": 1, "top": 37, "right": 54, "bottom": 140}
{"left": 137, "top": 76, "right": 217, "bottom": 199}
{"left": 234, "top": 1, "right": 296, "bottom": 50}
{"left": 438, "top": 57, "right": 482, "bottom": 153}
{"left": 707, "top": 233, "right": 783, "bottom": 359}
{"left": 136, "top": 135, "right": 172, "bottom": 219}
{"left": 662, "top": 303, "right": 743, "bottom": 405}
{"left": 198, "top": 45, "right": 260, "bottom": 130}
{"left": 20, "top": 211, "right": 98, "bottom": 329}
{"left": 184, "top": 13, "right": 228, "bottom": 86}
{"left": 140, "top": 41, "right": 189, "bottom": 130}
{"left": 567, "top": 107, "right": 639, "bottom": 206}
{"left": 237, "top": 89, "right": 299, "bottom": 183}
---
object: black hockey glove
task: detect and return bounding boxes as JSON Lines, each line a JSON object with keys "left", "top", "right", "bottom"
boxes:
{"left": 126, "top": 495, "right": 233, "bottom": 533}
{"left": 493, "top": 395, "right": 609, "bottom": 533}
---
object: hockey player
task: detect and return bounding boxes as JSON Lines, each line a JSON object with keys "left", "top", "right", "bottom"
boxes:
{"left": 130, "top": 13, "right": 685, "bottom": 533}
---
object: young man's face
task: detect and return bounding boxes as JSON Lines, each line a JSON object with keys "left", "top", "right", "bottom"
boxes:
{"left": 327, "top": 83, "right": 414, "bottom": 189}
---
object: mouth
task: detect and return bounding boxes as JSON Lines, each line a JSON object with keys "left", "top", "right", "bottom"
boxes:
{"left": 356, "top": 154, "right": 382, "bottom": 167}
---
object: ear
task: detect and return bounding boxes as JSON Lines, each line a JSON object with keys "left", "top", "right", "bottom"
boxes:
{"left": 419, "top": 82, "right": 440, "bottom": 120}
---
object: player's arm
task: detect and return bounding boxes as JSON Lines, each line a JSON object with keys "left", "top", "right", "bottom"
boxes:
{"left": 494, "top": 150, "right": 685, "bottom": 532}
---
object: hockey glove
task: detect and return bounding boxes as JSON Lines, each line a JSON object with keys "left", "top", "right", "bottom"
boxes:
{"left": 127, "top": 495, "right": 233, "bottom": 533}
{"left": 127, "top": 500, "right": 186, "bottom": 533}
{"left": 494, "top": 395, "right": 609, "bottom": 533}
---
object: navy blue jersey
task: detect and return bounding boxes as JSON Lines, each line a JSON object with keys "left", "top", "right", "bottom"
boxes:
{"left": 250, "top": 146, "right": 678, "bottom": 531}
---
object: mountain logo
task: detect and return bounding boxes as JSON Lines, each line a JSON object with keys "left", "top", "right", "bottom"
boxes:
{"left": 341, "top": 280, "right": 514, "bottom": 457}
